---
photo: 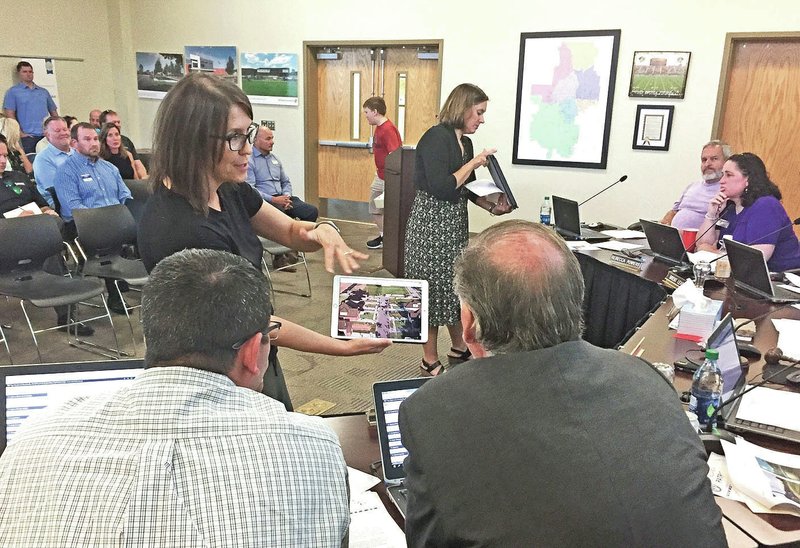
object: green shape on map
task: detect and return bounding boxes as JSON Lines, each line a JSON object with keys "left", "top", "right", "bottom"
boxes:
{"left": 569, "top": 42, "right": 599, "bottom": 71}
{"left": 529, "top": 99, "right": 579, "bottom": 159}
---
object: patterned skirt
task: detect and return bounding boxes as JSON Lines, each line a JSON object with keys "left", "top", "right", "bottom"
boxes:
{"left": 403, "top": 190, "right": 469, "bottom": 326}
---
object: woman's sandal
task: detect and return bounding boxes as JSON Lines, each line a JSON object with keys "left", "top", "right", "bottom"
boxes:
{"left": 447, "top": 347, "right": 472, "bottom": 361}
{"left": 420, "top": 359, "right": 444, "bottom": 377}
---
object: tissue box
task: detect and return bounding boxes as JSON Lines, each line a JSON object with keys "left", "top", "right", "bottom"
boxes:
{"left": 677, "top": 299, "right": 724, "bottom": 339}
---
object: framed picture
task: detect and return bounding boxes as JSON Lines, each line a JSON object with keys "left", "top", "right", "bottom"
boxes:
{"left": 632, "top": 105, "right": 674, "bottom": 151}
{"left": 628, "top": 51, "right": 691, "bottom": 99}
{"left": 513, "top": 29, "right": 621, "bottom": 169}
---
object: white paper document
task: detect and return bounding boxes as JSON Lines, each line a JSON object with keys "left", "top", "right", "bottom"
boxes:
{"left": 348, "top": 466, "right": 381, "bottom": 494}
{"left": 594, "top": 240, "right": 643, "bottom": 251}
{"left": 784, "top": 272, "right": 800, "bottom": 288}
{"left": 2, "top": 201, "right": 42, "bottom": 218}
{"left": 465, "top": 178, "right": 504, "bottom": 198}
{"left": 735, "top": 386, "right": 800, "bottom": 432}
{"left": 600, "top": 229, "right": 646, "bottom": 239}
{"left": 565, "top": 241, "right": 600, "bottom": 251}
{"left": 349, "top": 491, "right": 406, "bottom": 547}
{"left": 720, "top": 438, "right": 800, "bottom": 517}
{"left": 772, "top": 318, "right": 800, "bottom": 360}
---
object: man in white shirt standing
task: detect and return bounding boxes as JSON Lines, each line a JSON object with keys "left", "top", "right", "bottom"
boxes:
{"left": 0, "top": 248, "right": 350, "bottom": 547}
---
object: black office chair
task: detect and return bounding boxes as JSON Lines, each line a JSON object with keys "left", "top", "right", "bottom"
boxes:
{"left": 0, "top": 215, "right": 119, "bottom": 362}
{"left": 122, "top": 179, "right": 152, "bottom": 227}
{"left": 73, "top": 205, "right": 149, "bottom": 353}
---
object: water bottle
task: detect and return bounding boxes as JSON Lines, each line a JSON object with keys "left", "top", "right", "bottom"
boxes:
{"left": 689, "top": 348, "right": 723, "bottom": 429}
{"left": 539, "top": 196, "right": 551, "bottom": 225}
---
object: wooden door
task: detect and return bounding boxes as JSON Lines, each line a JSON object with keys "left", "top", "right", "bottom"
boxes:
{"left": 316, "top": 47, "right": 375, "bottom": 201}
{"left": 714, "top": 34, "right": 800, "bottom": 226}
{"left": 304, "top": 41, "right": 442, "bottom": 203}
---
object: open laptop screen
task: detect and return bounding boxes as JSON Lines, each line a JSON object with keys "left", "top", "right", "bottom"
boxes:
{"left": 725, "top": 239, "right": 774, "bottom": 296}
{"left": 372, "top": 377, "right": 429, "bottom": 482}
{"left": 705, "top": 313, "right": 745, "bottom": 402}
{"left": 551, "top": 195, "right": 582, "bottom": 235}
{"left": 0, "top": 359, "right": 144, "bottom": 454}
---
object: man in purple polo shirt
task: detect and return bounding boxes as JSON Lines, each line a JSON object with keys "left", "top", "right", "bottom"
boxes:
{"left": 661, "top": 140, "right": 732, "bottom": 230}
{"left": 3, "top": 62, "right": 59, "bottom": 153}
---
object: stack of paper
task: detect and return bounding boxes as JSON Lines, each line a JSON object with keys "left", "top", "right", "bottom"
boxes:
{"left": 347, "top": 466, "right": 406, "bottom": 547}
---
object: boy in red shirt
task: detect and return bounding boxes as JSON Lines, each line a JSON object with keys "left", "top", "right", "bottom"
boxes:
{"left": 363, "top": 97, "right": 402, "bottom": 249}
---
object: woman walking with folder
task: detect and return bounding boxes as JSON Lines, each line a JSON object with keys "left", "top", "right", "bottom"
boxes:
{"left": 404, "top": 83, "right": 511, "bottom": 376}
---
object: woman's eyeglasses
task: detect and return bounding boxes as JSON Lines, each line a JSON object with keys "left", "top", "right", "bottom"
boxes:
{"left": 231, "top": 320, "right": 282, "bottom": 350}
{"left": 213, "top": 123, "right": 259, "bottom": 152}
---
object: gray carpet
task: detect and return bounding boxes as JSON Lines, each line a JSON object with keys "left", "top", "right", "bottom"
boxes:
{"left": 0, "top": 219, "right": 455, "bottom": 416}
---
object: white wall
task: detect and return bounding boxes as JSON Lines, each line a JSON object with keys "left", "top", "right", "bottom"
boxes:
{"left": 9, "top": 0, "right": 800, "bottom": 232}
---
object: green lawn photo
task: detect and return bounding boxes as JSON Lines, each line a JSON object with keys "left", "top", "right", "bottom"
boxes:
{"left": 630, "top": 74, "right": 686, "bottom": 97}
{"left": 242, "top": 78, "right": 298, "bottom": 97}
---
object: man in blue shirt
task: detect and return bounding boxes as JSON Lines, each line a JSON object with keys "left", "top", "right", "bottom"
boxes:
{"left": 54, "top": 123, "right": 131, "bottom": 224}
{"left": 247, "top": 127, "right": 318, "bottom": 222}
{"left": 54, "top": 123, "right": 132, "bottom": 314}
{"left": 32, "top": 116, "right": 72, "bottom": 208}
{"left": 3, "top": 62, "right": 59, "bottom": 153}
{"left": 247, "top": 126, "right": 317, "bottom": 270}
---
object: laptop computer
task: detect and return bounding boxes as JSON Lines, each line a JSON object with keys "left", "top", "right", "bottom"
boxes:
{"left": 486, "top": 156, "right": 518, "bottom": 210}
{"left": 372, "top": 376, "right": 429, "bottom": 517}
{"left": 551, "top": 195, "right": 610, "bottom": 242}
{"left": 710, "top": 315, "right": 800, "bottom": 443}
{"left": 639, "top": 219, "right": 692, "bottom": 268}
{"left": 725, "top": 238, "right": 800, "bottom": 303}
{"left": 0, "top": 359, "right": 144, "bottom": 454}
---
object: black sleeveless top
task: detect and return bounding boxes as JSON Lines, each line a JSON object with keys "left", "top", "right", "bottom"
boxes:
{"left": 106, "top": 151, "right": 134, "bottom": 179}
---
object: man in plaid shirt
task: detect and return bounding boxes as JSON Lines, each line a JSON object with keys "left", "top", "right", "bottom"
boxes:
{"left": 0, "top": 249, "right": 350, "bottom": 546}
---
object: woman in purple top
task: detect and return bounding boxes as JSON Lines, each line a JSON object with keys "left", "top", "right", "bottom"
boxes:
{"left": 697, "top": 152, "right": 800, "bottom": 272}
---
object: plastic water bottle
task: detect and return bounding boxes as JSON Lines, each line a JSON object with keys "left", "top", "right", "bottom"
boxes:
{"left": 539, "top": 196, "right": 551, "bottom": 225}
{"left": 689, "top": 348, "right": 723, "bottom": 429}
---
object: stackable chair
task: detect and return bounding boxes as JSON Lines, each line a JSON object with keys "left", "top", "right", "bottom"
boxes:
{"left": 258, "top": 236, "right": 312, "bottom": 300}
{"left": 0, "top": 215, "right": 120, "bottom": 362}
{"left": 72, "top": 205, "right": 149, "bottom": 353}
{"left": 122, "top": 179, "right": 152, "bottom": 227}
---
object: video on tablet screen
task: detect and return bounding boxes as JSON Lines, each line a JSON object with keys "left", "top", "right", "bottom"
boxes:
{"left": 332, "top": 276, "right": 428, "bottom": 343}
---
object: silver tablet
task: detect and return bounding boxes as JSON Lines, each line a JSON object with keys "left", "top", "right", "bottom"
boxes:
{"left": 331, "top": 276, "right": 428, "bottom": 343}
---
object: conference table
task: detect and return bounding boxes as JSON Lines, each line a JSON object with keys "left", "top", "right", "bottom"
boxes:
{"left": 326, "top": 410, "right": 758, "bottom": 547}
{"left": 574, "top": 242, "right": 669, "bottom": 349}
{"left": 618, "top": 278, "right": 800, "bottom": 546}
{"left": 327, "top": 261, "right": 800, "bottom": 545}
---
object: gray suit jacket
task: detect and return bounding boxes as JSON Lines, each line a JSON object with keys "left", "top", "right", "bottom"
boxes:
{"left": 399, "top": 340, "right": 726, "bottom": 547}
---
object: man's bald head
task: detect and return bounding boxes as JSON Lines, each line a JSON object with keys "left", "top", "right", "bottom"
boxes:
{"left": 454, "top": 220, "right": 584, "bottom": 354}
{"left": 254, "top": 126, "right": 275, "bottom": 155}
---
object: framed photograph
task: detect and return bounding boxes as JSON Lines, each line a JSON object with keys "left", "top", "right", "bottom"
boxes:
{"left": 512, "top": 29, "right": 621, "bottom": 169}
{"left": 632, "top": 105, "right": 674, "bottom": 151}
{"left": 628, "top": 51, "right": 691, "bottom": 99}
{"left": 240, "top": 52, "right": 299, "bottom": 106}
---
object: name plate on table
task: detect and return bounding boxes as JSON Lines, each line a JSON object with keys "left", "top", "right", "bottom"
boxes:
{"left": 662, "top": 271, "right": 687, "bottom": 290}
{"left": 610, "top": 253, "right": 643, "bottom": 272}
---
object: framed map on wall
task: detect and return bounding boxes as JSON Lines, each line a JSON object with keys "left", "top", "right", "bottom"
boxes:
{"left": 512, "top": 29, "right": 621, "bottom": 169}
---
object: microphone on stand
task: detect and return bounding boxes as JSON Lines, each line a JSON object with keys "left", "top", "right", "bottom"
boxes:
{"left": 676, "top": 201, "right": 735, "bottom": 267}
{"left": 578, "top": 175, "right": 628, "bottom": 206}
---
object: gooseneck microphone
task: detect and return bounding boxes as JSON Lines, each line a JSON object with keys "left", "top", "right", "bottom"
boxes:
{"left": 676, "top": 201, "right": 735, "bottom": 266}
{"left": 578, "top": 175, "right": 628, "bottom": 206}
{"left": 706, "top": 348, "right": 800, "bottom": 433}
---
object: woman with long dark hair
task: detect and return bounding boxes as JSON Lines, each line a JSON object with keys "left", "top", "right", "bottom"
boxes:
{"left": 697, "top": 152, "right": 800, "bottom": 271}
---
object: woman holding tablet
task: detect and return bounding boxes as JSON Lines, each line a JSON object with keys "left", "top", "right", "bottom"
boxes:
{"left": 138, "top": 73, "right": 390, "bottom": 409}
{"left": 404, "top": 83, "right": 511, "bottom": 376}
